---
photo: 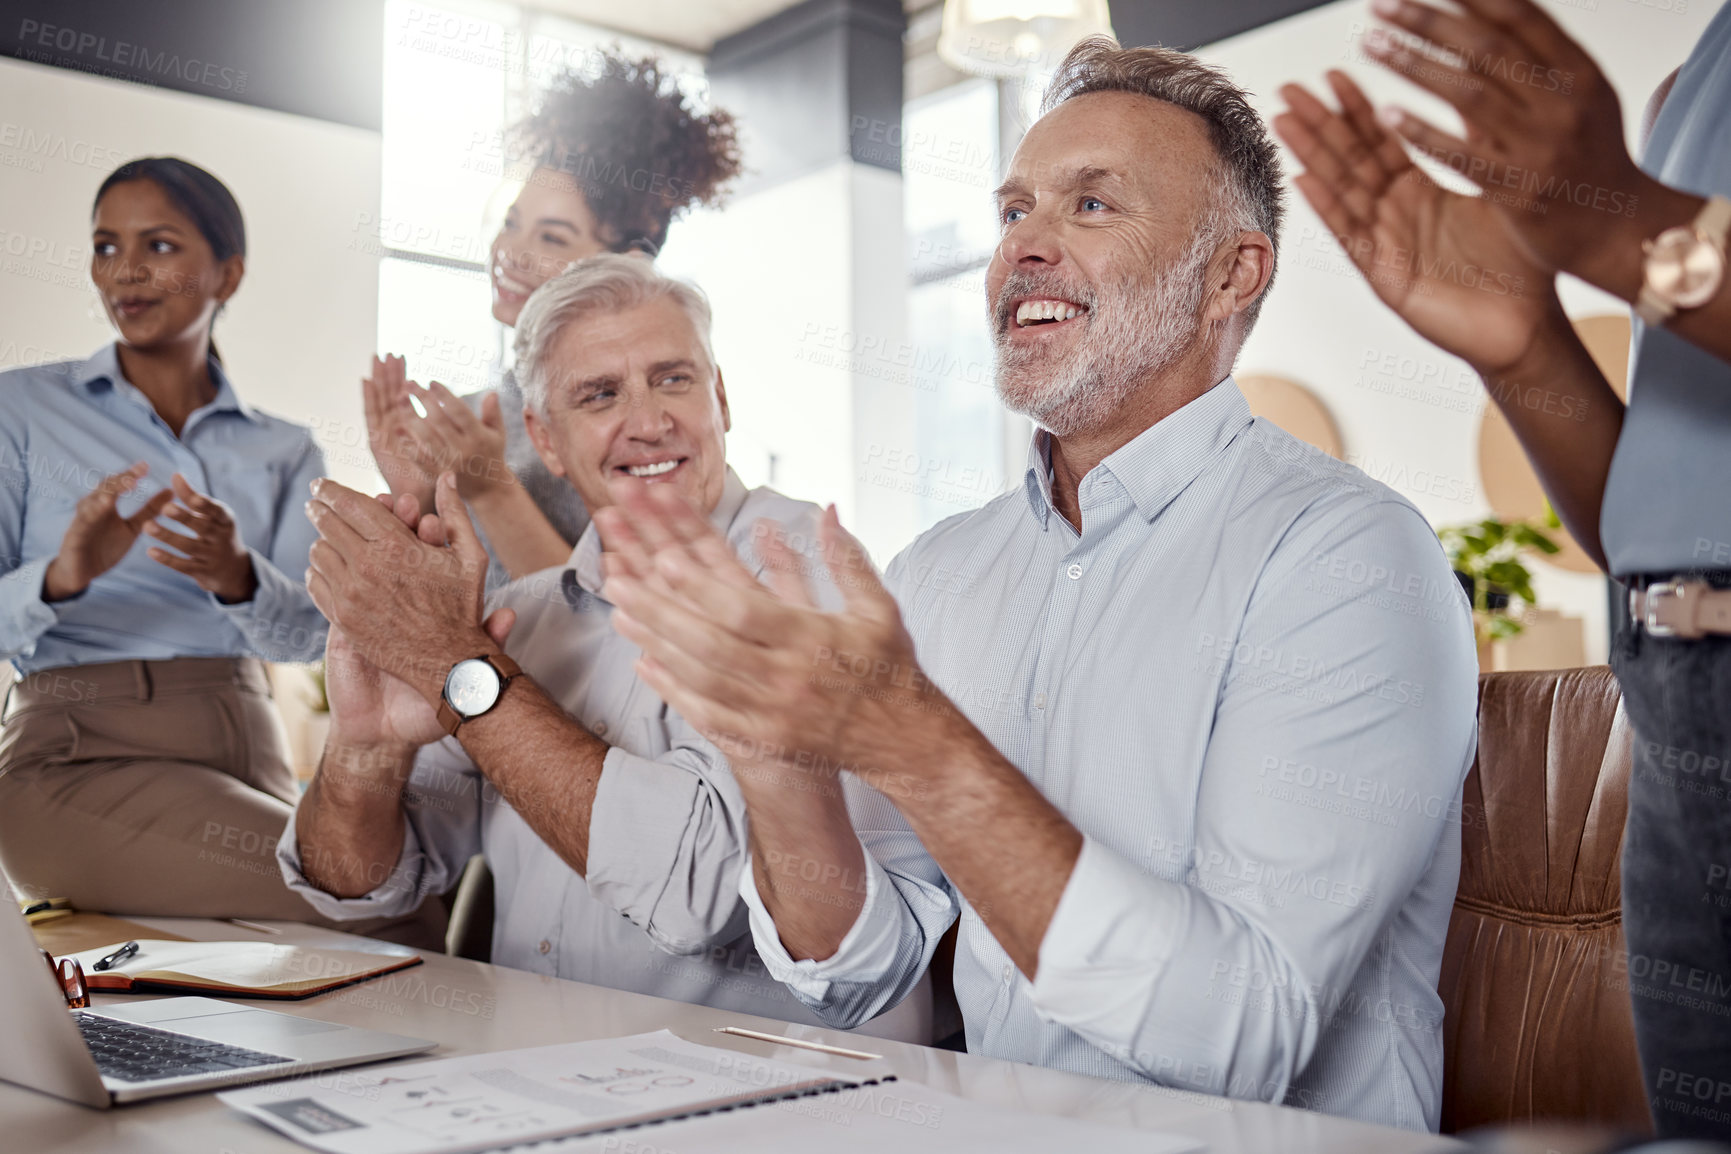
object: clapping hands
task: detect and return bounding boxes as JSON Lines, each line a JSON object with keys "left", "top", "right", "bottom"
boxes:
{"left": 362, "top": 355, "right": 513, "bottom": 507}
{"left": 1275, "top": 69, "right": 1559, "bottom": 376}
{"left": 44, "top": 464, "right": 257, "bottom": 605}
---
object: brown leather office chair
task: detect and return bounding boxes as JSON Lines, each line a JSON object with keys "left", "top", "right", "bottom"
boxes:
{"left": 1439, "top": 666, "right": 1650, "bottom": 1135}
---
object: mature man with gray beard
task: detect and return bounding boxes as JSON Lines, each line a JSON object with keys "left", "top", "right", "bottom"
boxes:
{"left": 595, "top": 38, "right": 1478, "bottom": 1132}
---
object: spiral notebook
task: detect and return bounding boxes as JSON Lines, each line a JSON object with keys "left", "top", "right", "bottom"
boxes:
{"left": 219, "top": 1030, "right": 1198, "bottom": 1154}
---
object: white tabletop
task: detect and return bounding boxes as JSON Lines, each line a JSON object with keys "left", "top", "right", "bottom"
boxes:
{"left": 8, "top": 917, "right": 1459, "bottom": 1153}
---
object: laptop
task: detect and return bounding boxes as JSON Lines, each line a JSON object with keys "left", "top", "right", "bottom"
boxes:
{"left": 0, "top": 901, "right": 437, "bottom": 1107}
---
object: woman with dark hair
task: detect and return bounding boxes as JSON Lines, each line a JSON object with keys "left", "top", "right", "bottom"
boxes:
{"left": 364, "top": 52, "right": 742, "bottom": 585}
{"left": 0, "top": 157, "right": 438, "bottom": 945}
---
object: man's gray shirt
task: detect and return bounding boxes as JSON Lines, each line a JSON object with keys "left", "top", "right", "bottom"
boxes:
{"left": 279, "top": 468, "right": 927, "bottom": 1037}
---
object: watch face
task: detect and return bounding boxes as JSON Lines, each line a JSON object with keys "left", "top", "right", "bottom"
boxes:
{"left": 444, "top": 658, "right": 503, "bottom": 718}
{"left": 1647, "top": 226, "right": 1727, "bottom": 309}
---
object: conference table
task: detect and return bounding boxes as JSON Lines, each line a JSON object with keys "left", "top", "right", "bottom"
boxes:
{"left": 7, "top": 916, "right": 1460, "bottom": 1153}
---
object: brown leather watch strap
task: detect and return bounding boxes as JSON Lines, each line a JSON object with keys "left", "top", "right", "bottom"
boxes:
{"left": 436, "top": 698, "right": 462, "bottom": 739}
{"left": 437, "top": 653, "right": 524, "bottom": 738}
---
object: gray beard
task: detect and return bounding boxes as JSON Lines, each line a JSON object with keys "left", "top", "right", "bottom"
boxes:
{"left": 992, "top": 231, "right": 1216, "bottom": 438}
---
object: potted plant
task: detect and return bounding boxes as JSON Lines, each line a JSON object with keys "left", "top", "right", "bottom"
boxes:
{"left": 1438, "top": 515, "right": 1561, "bottom": 656}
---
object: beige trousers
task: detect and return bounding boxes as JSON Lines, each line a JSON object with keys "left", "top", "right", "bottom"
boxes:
{"left": 0, "top": 657, "right": 445, "bottom": 951}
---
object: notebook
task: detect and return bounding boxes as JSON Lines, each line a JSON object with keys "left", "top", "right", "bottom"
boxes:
{"left": 219, "top": 1030, "right": 1201, "bottom": 1154}
{"left": 65, "top": 939, "right": 422, "bottom": 999}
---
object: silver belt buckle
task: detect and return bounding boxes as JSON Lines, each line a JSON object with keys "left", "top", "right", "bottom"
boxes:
{"left": 1640, "top": 579, "right": 1690, "bottom": 638}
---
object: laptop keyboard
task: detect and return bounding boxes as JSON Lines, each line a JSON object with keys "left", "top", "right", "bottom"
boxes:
{"left": 75, "top": 1011, "right": 294, "bottom": 1083}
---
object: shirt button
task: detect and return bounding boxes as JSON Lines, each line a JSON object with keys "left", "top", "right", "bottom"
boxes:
{"left": 1001, "top": 964, "right": 1013, "bottom": 983}
{"left": 1065, "top": 563, "right": 1083, "bottom": 580}
{"left": 593, "top": 721, "right": 608, "bottom": 737}
{"left": 538, "top": 939, "right": 551, "bottom": 955}
{"left": 1033, "top": 693, "right": 1047, "bottom": 711}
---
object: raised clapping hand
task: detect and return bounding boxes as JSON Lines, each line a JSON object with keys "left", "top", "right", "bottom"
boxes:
{"left": 401, "top": 380, "right": 513, "bottom": 504}
{"left": 1275, "top": 69, "right": 1558, "bottom": 376}
{"left": 596, "top": 481, "right": 1082, "bottom": 975}
{"left": 322, "top": 491, "right": 515, "bottom": 757}
{"left": 1356, "top": 0, "right": 1697, "bottom": 295}
{"left": 593, "top": 477, "right": 954, "bottom": 796}
{"left": 363, "top": 356, "right": 513, "bottom": 505}
{"left": 303, "top": 472, "right": 499, "bottom": 706}
{"left": 362, "top": 354, "right": 436, "bottom": 506}
{"left": 42, "top": 462, "right": 175, "bottom": 602}
{"left": 142, "top": 473, "right": 258, "bottom": 604}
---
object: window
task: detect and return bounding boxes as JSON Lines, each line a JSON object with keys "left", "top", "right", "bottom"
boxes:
{"left": 902, "top": 77, "right": 1021, "bottom": 530}
{"left": 377, "top": 3, "right": 1020, "bottom": 553}
{"left": 378, "top": 0, "right": 513, "bottom": 390}
{"left": 376, "top": 0, "right": 702, "bottom": 393}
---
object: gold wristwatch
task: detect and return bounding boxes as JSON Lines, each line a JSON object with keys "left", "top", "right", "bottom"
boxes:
{"left": 1635, "top": 194, "right": 1731, "bottom": 327}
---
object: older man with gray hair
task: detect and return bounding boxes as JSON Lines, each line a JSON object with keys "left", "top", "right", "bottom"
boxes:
{"left": 592, "top": 39, "right": 1478, "bottom": 1131}
{"left": 277, "top": 254, "right": 927, "bottom": 1040}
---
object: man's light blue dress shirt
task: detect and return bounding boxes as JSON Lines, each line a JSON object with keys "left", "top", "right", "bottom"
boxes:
{"left": 0, "top": 345, "right": 327, "bottom": 671}
{"left": 741, "top": 378, "right": 1480, "bottom": 1131}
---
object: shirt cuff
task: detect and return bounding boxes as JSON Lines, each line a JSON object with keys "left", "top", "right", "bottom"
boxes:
{"left": 1030, "top": 836, "right": 1187, "bottom": 1030}
{"left": 1, "top": 557, "right": 75, "bottom": 652}
{"left": 738, "top": 839, "right": 906, "bottom": 1000}
{"left": 276, "top": 809, "right": 427, "bottom": 920}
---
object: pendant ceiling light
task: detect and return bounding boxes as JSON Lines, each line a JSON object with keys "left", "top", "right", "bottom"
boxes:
{"left": 936, "top": 0, "right": 1116, "bottom": 77}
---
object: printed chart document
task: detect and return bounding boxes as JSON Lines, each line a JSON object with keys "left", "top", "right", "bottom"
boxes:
{"left": 221, "top": 1030, "right": 871, "bottom": 1154}
{"left": 220, "top": 1030, "right": 1200, "bottom": 1154}
{"left": 519, "top": 1077, "right": 1205, "bottom": 1154}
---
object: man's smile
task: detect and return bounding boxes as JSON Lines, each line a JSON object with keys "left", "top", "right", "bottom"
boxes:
{"left": 612, "top": 456, "right": 688, "bottom": 481}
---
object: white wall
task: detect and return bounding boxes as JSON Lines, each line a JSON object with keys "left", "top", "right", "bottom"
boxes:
{"left": 0, "top": 55, "right": 382, "bottom": 489}
{"left": 660, "top": 160, "right": 923, "bottom": 564}
{"left": 1196, "top": 0, "right": 1726, "bottom": 663}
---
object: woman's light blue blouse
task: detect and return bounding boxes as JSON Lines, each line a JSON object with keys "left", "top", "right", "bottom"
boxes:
{"left": 0, "top": 345, "right": 327, "bottom": 672}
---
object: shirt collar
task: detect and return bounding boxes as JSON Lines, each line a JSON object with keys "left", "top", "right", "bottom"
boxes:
{"left": 1021, "top": 375, "right": 1253, "bottom": 527}
{"left": 565, "top": 465, "right": 751, "bottom": 605}
{"left": 74, "top": 343, "right": 262, "bottom": 425}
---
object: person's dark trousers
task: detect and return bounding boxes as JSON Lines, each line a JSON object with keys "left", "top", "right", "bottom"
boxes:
{"left": 1614, "top": 619, "right": 1731, "bottom": 1140}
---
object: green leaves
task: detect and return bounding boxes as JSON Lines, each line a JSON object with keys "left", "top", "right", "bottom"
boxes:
{"left": 1487, "top": 613, "right": 1526, "bottom": 641}
{"left": 1438, "top": 515, "right": 1561, "bottom": 640}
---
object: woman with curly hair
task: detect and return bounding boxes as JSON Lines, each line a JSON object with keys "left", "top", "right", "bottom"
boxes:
{"left": 364, "top": 51, "right": 741, "bottom": 584}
